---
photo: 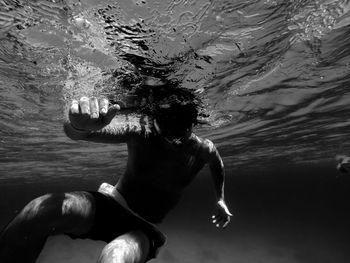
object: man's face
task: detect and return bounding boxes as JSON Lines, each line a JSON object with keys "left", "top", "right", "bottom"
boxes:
{"left": 154, "top": 117, "right": 193, "bottom": 145}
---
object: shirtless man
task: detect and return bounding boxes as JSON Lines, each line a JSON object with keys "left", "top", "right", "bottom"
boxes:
{"left": 0, "top": 94, "right": 232, "bottom": 263}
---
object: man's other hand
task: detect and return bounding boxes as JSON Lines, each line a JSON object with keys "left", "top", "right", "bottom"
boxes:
{"left": 69, "top": 97, "right": 120, "bottom": 132}
{"left": 336, "top": 155, "right": 350, "bottom": 174}
{"left": 211, "top": 200, "right": 232, "bottom": 229}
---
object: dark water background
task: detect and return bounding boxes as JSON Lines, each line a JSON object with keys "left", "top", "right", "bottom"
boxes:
{"left": 1, "top": 0, "right": 350, "bottom": 262}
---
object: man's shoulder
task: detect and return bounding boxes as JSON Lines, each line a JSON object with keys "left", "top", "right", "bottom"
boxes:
{"left": 189, "top": 134, "right": 217, "bottom": 157}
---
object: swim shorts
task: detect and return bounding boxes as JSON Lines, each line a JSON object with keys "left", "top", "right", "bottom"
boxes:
{"left": 67, "top": 191, "right": 166, "bottom": 260}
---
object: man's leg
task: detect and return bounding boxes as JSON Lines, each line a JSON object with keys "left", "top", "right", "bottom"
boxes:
{"left": 98, "top": 230, "right": 150, "bottom": 263}
{"left": 0, "top": 191, "right": 95, "bottom": 263}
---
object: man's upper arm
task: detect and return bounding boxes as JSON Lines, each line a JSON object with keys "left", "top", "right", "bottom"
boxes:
{"left": 202, "top": 139, "right": 224, "bottom": 169}
{"left": 201, "top": 138, "right": 225, "bottom": 201}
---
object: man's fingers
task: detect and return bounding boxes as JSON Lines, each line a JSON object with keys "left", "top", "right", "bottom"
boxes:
{"left": 222, "top": 217, "right": 230, "bottom": 228}
{"left": 90, "top": 97, "right": 99, "bottom": 119}
{"left": 212, "top": 215, "right": 221, "bottom": 222}
{"left": 212, "top": 213, "right": 231, "bottom": 228}
{"left": 79, "top": 97, "right": 90, "bottom": 115}
{"left": 99, "top": 98, "right": 109, "bottom": 116}
{"left": 69, "top": 97, "right": 120, "bottom": 130}
{"left": 215, "top": 216, "right": 225, "bottom": 224}
{"left": 103, "top": 104, "right": 120, "bottom": 124}
{"left": 211, "top": 215, "right": 220, "bottom": 228}
{"left": 212, "top": 214, "right": 223, "bottom": 223}
{"left": 70, "top": 99, "right": 79, "bottom": 115}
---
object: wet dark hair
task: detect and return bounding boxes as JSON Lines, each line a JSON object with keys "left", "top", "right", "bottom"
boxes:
{"left": 105, "top": 68, "right": 207, "bottom": 126}
{"left": 134, "top": 80, "right": 202, "bottom": 126}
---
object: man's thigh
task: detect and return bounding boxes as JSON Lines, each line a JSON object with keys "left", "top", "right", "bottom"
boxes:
{"left": 1, "top": 191, "right": 95, "bottom": 237}
{"left": 49, "top": 191, "right": 96, "bottom": 235}
{"left": 98, "top": 230, "right": 150, "bottom": 263}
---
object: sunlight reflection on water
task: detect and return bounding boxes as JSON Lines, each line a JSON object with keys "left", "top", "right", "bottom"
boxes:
{"left": 1, "top": 0, "right": 350, "bottom": 182}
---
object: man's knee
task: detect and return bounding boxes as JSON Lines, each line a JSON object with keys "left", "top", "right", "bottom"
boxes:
{"left": 99, "top": 230, "right": 150, "bottom": 263}
{"left": 10, "top": 192, "right": 95, "bottom": 235}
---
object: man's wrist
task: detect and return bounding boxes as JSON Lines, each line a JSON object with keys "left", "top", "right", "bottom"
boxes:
{"left": 217, "top": 199, "right": 225, "bottom": 205}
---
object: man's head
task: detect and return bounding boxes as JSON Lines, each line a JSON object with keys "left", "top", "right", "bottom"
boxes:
{"left": 131, "top": 79, "right": 205, "bottom": 144}
{"left": 153, "top": 102, "right": 198, "bottom": 144}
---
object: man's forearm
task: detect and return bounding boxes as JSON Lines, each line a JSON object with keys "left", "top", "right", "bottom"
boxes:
{"left": 63, "top": 119, "right": 130, "bottom": 144}
{"left": 209, "top": 149, "right": 232, "bottom": 227}
{"left": 209, "top": 153, "right": 226, "bottom": 202}
{"left": 212, "top": 163, "right": 225, "bottom": 201}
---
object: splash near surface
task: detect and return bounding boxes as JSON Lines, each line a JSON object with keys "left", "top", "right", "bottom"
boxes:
{"left": 0, "top": 0, "right": 350, "bottom": 181}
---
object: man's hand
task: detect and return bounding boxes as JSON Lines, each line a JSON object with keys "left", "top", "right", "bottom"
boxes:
{"left": 211, "top": 199, "right": 232, "bottom": 228}
{"left": 336, "top": 155, "right": 350, "bottom": 174}
{"left": 69, "top": 97, "right": 120, "bottom": 132}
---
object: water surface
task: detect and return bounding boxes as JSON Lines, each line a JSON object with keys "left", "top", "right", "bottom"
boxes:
{"left": 1, "top": 0, "right": 350, "bottom": 262}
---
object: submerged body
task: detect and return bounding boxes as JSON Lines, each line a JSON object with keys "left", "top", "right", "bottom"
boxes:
{"left": 0, "top": 97, "right": 231, "bottom": 263}
{"left": 118, "top": 132, "right": 214, "bottom": 222}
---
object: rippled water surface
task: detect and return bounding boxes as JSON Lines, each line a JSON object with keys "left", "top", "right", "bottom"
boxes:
{"left": 2, "top": 0, "right": 350, "bottom": 183}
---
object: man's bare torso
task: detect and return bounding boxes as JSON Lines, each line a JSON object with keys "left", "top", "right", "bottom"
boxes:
{"left": 116, "top": 131, "right": 213, "bottom": 223}
{"left": 64, "top": 106, "right": 221, "bottom": 224}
